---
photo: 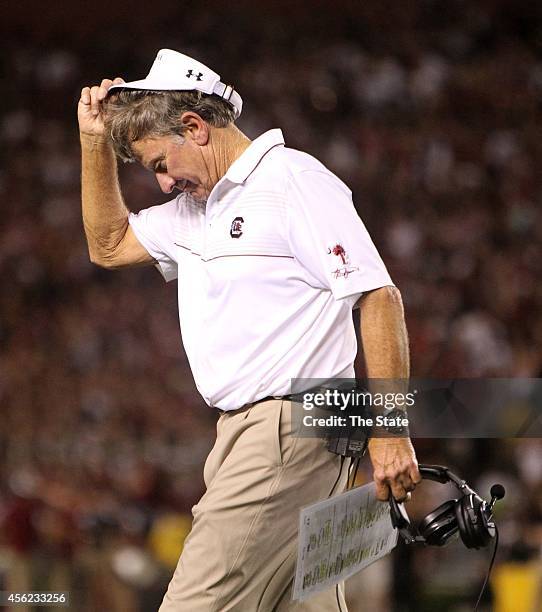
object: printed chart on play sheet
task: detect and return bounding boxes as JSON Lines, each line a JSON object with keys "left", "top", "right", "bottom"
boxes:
{"left": 294, "top": 482, "right": 398, "bottom": 601}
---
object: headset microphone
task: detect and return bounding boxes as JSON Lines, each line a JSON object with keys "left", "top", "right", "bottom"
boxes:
{"left": 489, "top": 483, "right": 505, "bottom": 511}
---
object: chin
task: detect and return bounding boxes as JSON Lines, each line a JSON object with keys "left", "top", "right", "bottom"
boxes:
{"left": 189, "top": 186, "right": 208, "bottom": 203}
{"left": 190, "top": 191, "right": 208, "bottom": 204}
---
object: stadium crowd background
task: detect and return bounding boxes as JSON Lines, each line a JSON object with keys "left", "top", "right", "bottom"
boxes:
{"left": 1, "top": 0, "right": 541, "bottom": 610}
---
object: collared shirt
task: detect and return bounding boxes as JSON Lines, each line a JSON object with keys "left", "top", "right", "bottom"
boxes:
{"left": 128, "top": 129, "right": 393, "bottom": 410}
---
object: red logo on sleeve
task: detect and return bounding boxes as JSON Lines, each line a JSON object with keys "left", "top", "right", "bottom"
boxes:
{"left": 327, "top": 244, "right": 359, "bottom": 278}
{"left": 331, "top": 244, "right": 347, "bottom": 264}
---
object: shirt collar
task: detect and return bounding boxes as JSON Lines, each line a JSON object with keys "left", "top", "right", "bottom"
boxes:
{"left": 224, "top": 129, "right": 285, "bottom": 185}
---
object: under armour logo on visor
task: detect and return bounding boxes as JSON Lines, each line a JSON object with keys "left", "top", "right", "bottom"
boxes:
{"left": 186, "top": 69, "right": 203, "bottom": 81}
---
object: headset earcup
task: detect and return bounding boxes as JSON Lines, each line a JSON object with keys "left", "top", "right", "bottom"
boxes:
{"left": 471, "top": 498, "right": 492, "bottom": 548}
{"left": 455, "top": 495, "right": 471, "bottom": 547}
{"left": 418, "top": 500, "right": 459, "bottom": 546}
{"left": 456, "top": 495, "right": 492, "bottom": 549}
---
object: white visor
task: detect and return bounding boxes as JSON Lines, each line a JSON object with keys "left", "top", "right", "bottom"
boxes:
{"left": 107, "top": 49, "right": 243, "bottom": 119}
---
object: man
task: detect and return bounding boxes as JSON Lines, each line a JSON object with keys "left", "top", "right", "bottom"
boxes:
{"left": 78, "top": 49, "right": 421, "bottom": 611}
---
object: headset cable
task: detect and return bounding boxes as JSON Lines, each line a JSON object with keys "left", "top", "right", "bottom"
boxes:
{"left": 473, "top": 525, "right": 499, "bottom": 611}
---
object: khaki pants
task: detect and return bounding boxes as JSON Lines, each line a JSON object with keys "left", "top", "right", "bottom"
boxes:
{"left": 159, "top": 399, "right": 349, "bottom": 612}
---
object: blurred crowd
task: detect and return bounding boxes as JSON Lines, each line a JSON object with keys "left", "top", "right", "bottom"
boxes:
{"left": 1, "top": 1, "right": 541, "bottom": 610}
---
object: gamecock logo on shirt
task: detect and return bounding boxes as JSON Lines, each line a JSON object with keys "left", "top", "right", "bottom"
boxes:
{"left": 230, "top": 216, "right": 244, "bottom": 238}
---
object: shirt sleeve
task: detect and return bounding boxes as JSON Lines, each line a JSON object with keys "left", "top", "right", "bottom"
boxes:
{"left": 286, "top": 169, "right": 393, "bottom": 304}
{"left": 128, "top": 198, "right": 179, "bottom": 282}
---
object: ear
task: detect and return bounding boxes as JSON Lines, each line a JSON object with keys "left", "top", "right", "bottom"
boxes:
{"left": 179, "top": 112, "right": 209, "bottom": 146}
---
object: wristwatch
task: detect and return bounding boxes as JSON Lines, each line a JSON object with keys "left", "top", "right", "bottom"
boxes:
{"left": 377, "top": 408, "right": 410, "bottom": 436}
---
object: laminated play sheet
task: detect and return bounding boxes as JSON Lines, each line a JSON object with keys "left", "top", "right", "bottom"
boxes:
{"left": 293, "top": 482, "right": 398, "bottom": 601}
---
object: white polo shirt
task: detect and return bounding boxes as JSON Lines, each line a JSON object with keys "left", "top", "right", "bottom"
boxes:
{"left": 128, "top": 129, "right": 393, "bottom": 410}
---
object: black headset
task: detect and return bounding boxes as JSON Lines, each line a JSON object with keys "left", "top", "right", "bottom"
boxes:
{"left": 389, "top": 464, "right": 505, "bottom": 549}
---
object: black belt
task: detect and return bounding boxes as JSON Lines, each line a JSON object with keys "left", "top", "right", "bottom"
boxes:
{"left": 216, "top": 394, "right": 297, "bottom": 414}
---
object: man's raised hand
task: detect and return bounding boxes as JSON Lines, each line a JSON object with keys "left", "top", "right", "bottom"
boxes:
{"left": 78, "top": 77, "right": 124, "bottom": 137}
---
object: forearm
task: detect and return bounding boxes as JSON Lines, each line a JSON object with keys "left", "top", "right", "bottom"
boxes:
{"left": 358, "top": 285, "right": 409, "bottom": 380}
{"left": 80, "top": 132, "right": 129, "bottom": 265}
{"left": 359, "top": 286, "right": 420, "bottom": 501}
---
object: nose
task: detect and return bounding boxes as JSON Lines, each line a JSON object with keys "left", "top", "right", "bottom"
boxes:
{"left": 156, "top": 173, "right": 176, "bottom": 194}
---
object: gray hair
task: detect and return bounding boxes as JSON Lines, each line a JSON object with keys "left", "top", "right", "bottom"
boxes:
{"left": 104, "top": 90, "right": 236, "bottom": 162}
